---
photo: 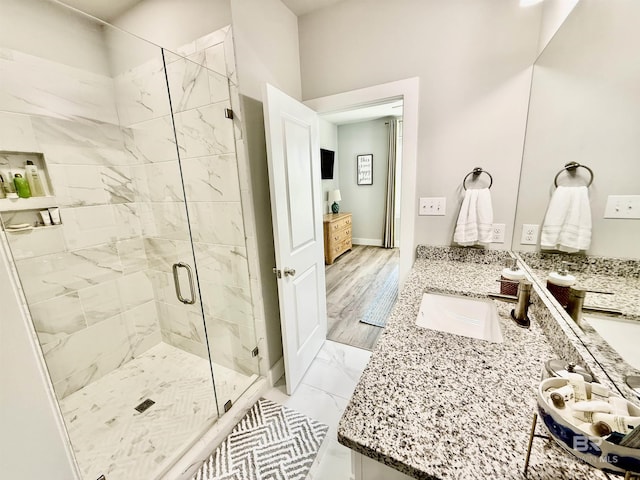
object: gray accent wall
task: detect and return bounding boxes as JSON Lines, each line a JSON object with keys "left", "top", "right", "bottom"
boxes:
{"left": 337, "top": 118, "right": 391, "bottom": 245}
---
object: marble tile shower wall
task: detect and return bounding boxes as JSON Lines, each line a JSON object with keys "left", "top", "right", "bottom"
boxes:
{"left": 0, "top": 47, "right": 161, "bottom": 399}
{"left": 112, "top": 28, "right": 258, "bottom": 377}
{"left": 1, "top": 25, "right": 258, "bottom": 400}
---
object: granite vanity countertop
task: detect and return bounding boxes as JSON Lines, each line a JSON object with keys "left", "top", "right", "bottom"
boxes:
{"left": 337, "top": 258, "right": 610, "bottom": 479}
{"left": 531, "top": 268, "right": 640, "bottom": 321}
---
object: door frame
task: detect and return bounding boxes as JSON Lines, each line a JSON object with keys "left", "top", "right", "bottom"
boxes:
{"left": 305, "top": 77, "right": 420, "bottom": 288}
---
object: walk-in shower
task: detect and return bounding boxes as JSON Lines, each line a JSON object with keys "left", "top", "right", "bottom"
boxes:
{"left": 0, "top": 0, "right": 260, "bottom": 478}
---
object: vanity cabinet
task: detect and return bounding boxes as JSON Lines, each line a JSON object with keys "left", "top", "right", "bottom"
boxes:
{"left": 323, "top": 212, "right": 352, "bottom": 264}
{"left": 351, "top": 451, "right": 413, "bottom": 480}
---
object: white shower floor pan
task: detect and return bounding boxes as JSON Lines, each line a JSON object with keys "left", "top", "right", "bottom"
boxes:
{"left": 59, "top": 342, "right": 257, "bottom": 480}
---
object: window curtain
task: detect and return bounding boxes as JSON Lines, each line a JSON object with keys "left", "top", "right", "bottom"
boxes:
{"left": 383, "top": 119, "right": 398, "bottom": 248}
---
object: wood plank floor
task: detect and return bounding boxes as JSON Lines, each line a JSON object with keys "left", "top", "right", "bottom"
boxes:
{"left": 325, "top": 245, "right": 399, "bottom": 351}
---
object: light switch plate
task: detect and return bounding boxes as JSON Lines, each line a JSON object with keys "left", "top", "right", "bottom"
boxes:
{"left": 491, "top": 224, "right": 506, "bottom": 243}
{"left": 419, "top": 197, "right": 446, "bottom": 216}
{"left": 521, "top": 224, "right": 539, "bottom": 245}
{"left": 604, "top": 195, "right": 640, "bottom": 219}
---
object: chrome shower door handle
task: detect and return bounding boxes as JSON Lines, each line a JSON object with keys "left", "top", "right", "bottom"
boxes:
{"left": 172, "top": 262, "right": 196, "bottom": 305}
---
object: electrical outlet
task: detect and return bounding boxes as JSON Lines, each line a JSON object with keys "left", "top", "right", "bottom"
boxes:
{"left": 604, "top": 195, "right": 640, "bottom": 219}
{"left": 491, "top": 224, "right": 506, "bottom": 243}
{"left": 521, "top": 224, "right": 539, "bottom": 245}
{"left": 419, "top": 197, "right": 446, "bottom": 216}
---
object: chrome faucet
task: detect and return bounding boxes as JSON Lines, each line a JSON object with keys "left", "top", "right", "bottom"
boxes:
{"left": 488, "top": 279, "right": 532, "bottom": 328}
{"left": 565, "top": 287, "right": 619, "bottom": 325}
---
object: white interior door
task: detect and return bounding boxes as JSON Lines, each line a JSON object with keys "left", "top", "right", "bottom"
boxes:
{"left": 263, "top": 83, "right": 327, "bottom": 395}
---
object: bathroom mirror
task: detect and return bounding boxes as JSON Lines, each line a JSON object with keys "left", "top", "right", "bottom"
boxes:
{"left": 513, "top": 0, "right": 640, "bottom": 397}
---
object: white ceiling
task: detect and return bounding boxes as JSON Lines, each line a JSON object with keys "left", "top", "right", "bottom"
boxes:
{"left": 280, "top": 0, "right": 347, "bottom": 16}
{"left": 57, "top": 0, "right": 142, "bottom": 22}
{"left": 60, "top": 0, "right": 345, "bottom": 21}
{"left": 321, "top": 100, "right": 403, "bottom": 126}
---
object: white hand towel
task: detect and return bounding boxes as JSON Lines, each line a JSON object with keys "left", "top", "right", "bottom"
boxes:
{"left": 454, "top": 188, "right": 494, "bottom": 246}
{"left": 541, "top": 185, "right": 591, "bottom": 252}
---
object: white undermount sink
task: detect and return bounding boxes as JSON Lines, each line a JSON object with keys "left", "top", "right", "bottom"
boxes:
{"left": 584, "top": 315, "right": 640, "bottom": 370}
{"left": 416, "top": 293, "right": 504, "bottom": 343}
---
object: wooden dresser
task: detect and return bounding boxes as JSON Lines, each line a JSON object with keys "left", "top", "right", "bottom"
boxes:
{"left": 323, "top": 212, "right": 352, "bottom": 264}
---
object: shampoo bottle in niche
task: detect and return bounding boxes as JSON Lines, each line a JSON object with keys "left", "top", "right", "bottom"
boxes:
{"left": 13, "top": 173, "right": 31, "bottom": 198}
{"left": 25, "top": 160, "right": 46, "bottom": 197}
{"left": 500, "top": 258, "right": 525, "bottom": 296}
{"left": 547, "top": 261, "right": 576, "bottom": 307}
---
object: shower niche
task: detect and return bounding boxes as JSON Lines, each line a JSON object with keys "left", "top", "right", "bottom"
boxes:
{"left": 0, "top": 151, "right": 60, "bottom": 237}
{"left": 0, "top": 151, "right": 56, "bottom": 209}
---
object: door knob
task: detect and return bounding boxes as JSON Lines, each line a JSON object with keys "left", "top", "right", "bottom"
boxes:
{"left": 284, "top": 267, "right": 296, "bottom": 277}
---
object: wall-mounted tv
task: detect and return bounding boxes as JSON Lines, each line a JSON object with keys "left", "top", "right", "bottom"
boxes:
{"left": 320, "top": 148, "right": 335, "bottom": 180}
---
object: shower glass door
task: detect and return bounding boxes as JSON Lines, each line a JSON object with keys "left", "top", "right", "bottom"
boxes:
{"left": 164, "top": 48, "right": 261, "bottom": 415}
{"left": 0, "top": 0, "right": 258, "bottom": 477}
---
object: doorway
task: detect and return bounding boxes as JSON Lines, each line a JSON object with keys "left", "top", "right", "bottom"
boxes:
{"left": 318, "top": 100, "right": 403, "bottom": 350}
{"left": 305, "top": 77, "right": 419, "bottom": 287}
{"left": 262, "top": 79, "right": 418, "bottom": 391}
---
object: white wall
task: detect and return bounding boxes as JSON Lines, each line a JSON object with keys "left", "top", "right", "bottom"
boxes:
{"left": 0, "top": 238, "right": 79, "bottom": 479}
{"left": 320, "top": 118, "right": 339, "bottom": 213}
{"left": 0, "top": 0, "right": 110, "bottom": 75}
{"left": 230, "top": 0, "right": 301, "bottom": 101}
{"left": 337, "top": 118, "right": 390, "bottom": 244}
{"left": 110, "top": 0, "right": 231, "bottom": 52}
{"left": 298, "top": 0, "right": 542, "bottom": 250}
{"left": 229, "top": 0, "right": 303, "bottom": 369}
{"left": 537, "top": 0, "right": 580, "bottom": 55}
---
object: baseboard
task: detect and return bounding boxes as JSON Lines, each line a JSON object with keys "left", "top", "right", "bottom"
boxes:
{"left": 352, "top": 237, "right": 383, "bottom": 247}
{"left": 267, "top": 356, "right": 285, "bottom": 387}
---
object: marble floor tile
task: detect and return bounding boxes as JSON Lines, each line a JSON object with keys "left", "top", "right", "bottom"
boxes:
{"left": 308, "top": 438, "right": 353, "bottom": 480}
{"left": 263, "top": 381, "right": 348, "bottom": 442}
{"left": 59, "top": 342, "right": 257, "bottom": 480}
{"left": 263, "top": 340, "right": 372, "bottom": 480}
{"left": 301, "top": 340, "right": 373, "bottom": 400}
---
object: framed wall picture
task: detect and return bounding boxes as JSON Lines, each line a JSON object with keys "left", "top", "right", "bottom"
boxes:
{"left": 356, "top": 154, "right": 373, "bottom": 185}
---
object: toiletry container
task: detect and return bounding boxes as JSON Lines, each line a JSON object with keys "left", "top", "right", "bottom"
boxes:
{"left": 547, "top": 261, "right": 576, "bottom": 307}
{"left": 13, "top": 173, "right": 31, "bottom": 198}
{"left": 3, "top": 172, "right": 18, "bottom": 198}
{"left": 25, "top": 160, "right": 46, "bottom": 197}
{"left": 501, "top": 259, "right": 525, "bottom": 296}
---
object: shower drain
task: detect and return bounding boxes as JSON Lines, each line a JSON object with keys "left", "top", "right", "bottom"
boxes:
{"left": 134, "top": 398, "right": 155, "bottom": 413}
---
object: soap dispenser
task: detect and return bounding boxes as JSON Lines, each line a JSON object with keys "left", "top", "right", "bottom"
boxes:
{"left": 13, "top": 173, "right": 32, "bottom": 198}
{"left": 500, "top": 258, "right": 525, "bottom": 296}
{"left": 547, "top": 261, "right": 576, "bottom": 307}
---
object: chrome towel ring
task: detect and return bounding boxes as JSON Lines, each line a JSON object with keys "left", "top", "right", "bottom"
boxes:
{"left": 554, "top": 161, "right": 594, "bottom": 187}
{"left": 463, "top": 167, "right": 493, "bottom": 190}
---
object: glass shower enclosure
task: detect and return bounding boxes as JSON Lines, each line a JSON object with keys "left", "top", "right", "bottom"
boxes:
{"left": 0, "top": 0, "right": 259, "bottom": 478}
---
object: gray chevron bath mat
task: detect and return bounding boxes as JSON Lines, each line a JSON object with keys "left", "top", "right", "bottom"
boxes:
{"left": 192, "top": 398, "right": 329, "bottom": 480}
